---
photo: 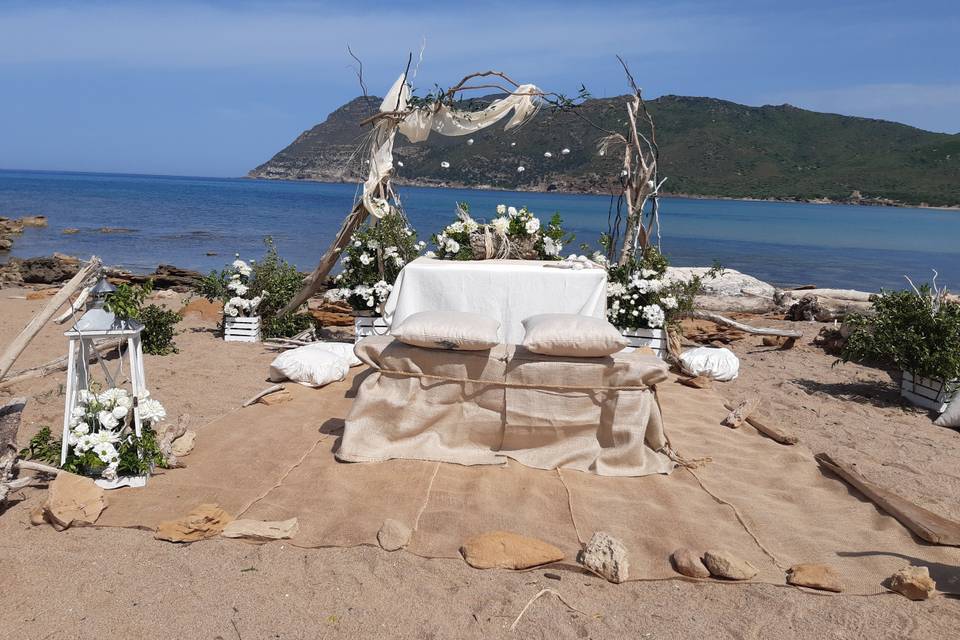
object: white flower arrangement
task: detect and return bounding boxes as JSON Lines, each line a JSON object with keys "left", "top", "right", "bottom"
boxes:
{"left": 430, "top": 203, "right": 571, "bottom": 262}
{"left": 222, "top": 253, "right": 265, "bottom": 318}
{"left": 64, "top": 386, "right": 167, "bottom": 481}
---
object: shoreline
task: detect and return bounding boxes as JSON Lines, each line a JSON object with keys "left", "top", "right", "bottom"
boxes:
{"left": 244, "top": 174, "right": 960, "bottom": 211}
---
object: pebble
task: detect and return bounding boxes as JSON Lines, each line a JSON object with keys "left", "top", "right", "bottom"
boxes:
{"left": 702, "top": 549, "right": 758, "bottom": 580}
{"left": 580, "top": 531, "right": 629, "bottom": 583}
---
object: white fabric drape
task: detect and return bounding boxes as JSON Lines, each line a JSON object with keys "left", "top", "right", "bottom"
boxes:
{"left": 362, "top": 74, "right": 541, "bottom": 218}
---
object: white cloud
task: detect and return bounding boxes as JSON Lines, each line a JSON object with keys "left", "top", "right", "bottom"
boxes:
{"left": 762, "top": 83, "right": 960, "bottom": 133}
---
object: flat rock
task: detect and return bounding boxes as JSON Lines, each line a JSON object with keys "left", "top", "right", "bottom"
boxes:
{"left": 786, "top": 563, "right": 844, "bottom": 592}
{"left": 377, "top": 518, "right": 412, "bottom": 551}
{"left": 155, "top": 503, "right": 233, "bottom": 542}
{"left": 460, "top": 530, "right": 564, "bottom": 570}
{"left": 42, "top": 472, "right": 107, "bottom": 530}
{"left": 666, "top": 267, "right": 776, "bottom": 313}
{"left": 20, "top": 215, "right": 48, "bottom": 227}
{"left": 171, "top": 430, "right": 197, "bottom": 457}
{"left": 702, "top": 549, "right": 757, "bottom": 580}
{"left": 222, "top": 517, "right": 299, "bottom": 542}
{"left": 581, "top": 531, "right": 629, "bottom": 583}
{"left": 888, "top": 565, "right": 936, "bottom": 600}
{"left": 18, "top": 255, "right": 80, "bottom": 284}
{"left": 671, "top": 548, "right": 710, "bottom": 578}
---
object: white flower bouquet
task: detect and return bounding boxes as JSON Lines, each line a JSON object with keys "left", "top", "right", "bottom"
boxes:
{"left": 325, "top": 211, "right": 424, "bottom": 312}
{"left": 222, "top": 255, "right": 264, "bottom": 318}
{"left": 605, "top": 247, "right": 705, "bottom": 331}
{"left": 430, "top": 202, "right": 571, "bottom": 261}
{"left": 63, "top": 386, "right": 167, "bottom": 481}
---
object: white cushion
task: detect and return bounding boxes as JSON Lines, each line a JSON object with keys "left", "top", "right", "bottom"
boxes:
{"left": 391, "top": 311, "right": 500, "bottom": 350}
{"left": 269, "top": 346, "right": 350, "bottom": 387}
{"left": 679, "top": 346, "right": 740, "bottom": 382}
{"left": 299, "top": 341, "right": 362, "bottom": 367}
{"left": 934, "top": 395, "right": 960, "bottom": 428}
{"left": 522, "top": 313, "right": 628, "bottom": 357}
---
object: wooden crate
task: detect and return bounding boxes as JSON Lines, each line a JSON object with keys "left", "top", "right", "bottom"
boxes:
{"left": 901, "top": 371, "right": 958, "bottom": 413}
{"left": 354, "top": 313, "right": 390, "bottom": 344}
{"left": 224, "top": 316, "right": 261, "bottom": 343}
{"left": 620, "top": 327, "right": 667, "bottom": 359}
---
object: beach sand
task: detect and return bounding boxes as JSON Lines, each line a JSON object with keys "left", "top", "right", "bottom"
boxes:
{"left": 1, "top": 290, "right": 959, "bottom": 639}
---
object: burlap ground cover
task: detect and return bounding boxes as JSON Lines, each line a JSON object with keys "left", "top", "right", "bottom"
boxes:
{"left": 98, "top": 369, "right": 960, "bottom": 594}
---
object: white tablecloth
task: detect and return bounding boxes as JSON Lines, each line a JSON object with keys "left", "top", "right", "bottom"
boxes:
{"left": 382, "top": 258, "right": 608, "bottom": 344}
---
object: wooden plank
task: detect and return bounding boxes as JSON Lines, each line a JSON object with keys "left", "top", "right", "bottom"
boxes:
{"left": 0, "top": 256, "right": 101, "bottom": 382}
{"left": 815, "top": 452, "right": 960, "bottom": 546}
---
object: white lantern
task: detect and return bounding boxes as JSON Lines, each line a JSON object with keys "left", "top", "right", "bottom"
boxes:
{"left": 60, "top": 278, "right": 148, "bottom": 476}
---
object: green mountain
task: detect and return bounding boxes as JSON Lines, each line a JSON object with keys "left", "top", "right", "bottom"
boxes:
{"left": 249, "top": 94, "right": 960, "bottom": 207}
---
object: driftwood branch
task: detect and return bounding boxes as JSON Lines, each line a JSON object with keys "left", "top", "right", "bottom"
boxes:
{"left": 815, "top": 453, "right": 960, "bottom": 546}
{"left": 1, "top": 397, "right": 28, "bottom": 506}
{"left": 724, "top": 403, "right": 798, "bottom": 444}
{"left": 53, "top": 285, "right": 92, "bottom": 324}
{"left": 678, "top": 311, "right": 803, "bottom": 338}
{"left": 158, "top": 414, "right": 191, "bottom": 468}
{"left": 721, "top": 398, "right": 760, "bottom": 428}
{"left": 0, "top": 256, "right": 102, "bottom": 382}
{"left": 242, "top": 385, "right": 286, "bottom": 408}
{"left": 0, "top": 339, "right": 122, "bottom": 391}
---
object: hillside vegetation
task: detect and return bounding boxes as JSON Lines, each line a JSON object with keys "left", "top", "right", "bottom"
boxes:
{"left": 249, "top": 94, "right": 960, "bottom": 207}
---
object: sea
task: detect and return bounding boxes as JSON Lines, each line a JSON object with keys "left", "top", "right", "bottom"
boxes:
{"left": 1, "top": 169, "right": 958, "bottom": 291}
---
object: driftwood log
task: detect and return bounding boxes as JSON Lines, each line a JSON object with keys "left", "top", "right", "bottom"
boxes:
{"left": 678, "top": 310, "right": 803, "bottom": 339}
{"left": 724, "top": 402, "right": 798, "bottom": 444}
{"left": 158, "top": 414, "right": 191, "bottom": 468}
{"left": 0, "top": 256, "right": 101, "bottom": 382}
{"left": 242, "top": 384, "right": 286, "bottom": 408}
{"left": 722, "top": 398, "right": 760, "bottom": 428}
{"left": 53, "top": 285, "right": 91, "bottom": 324}
{"left": 784, "top": 295, "right": 873, "bottom": 322}
{"left": 815, "top": 453, "right": 960, "bottom": 546}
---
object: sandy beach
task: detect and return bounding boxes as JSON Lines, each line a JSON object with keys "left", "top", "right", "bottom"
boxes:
{"left": 2, "top": 289, "right": 958, "bottom": 639}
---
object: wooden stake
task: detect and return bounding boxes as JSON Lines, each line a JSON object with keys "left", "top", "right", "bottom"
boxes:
{"left": 0, "top": 256, "right": 101, "bottom": 382}
{"left": 722, "top": 398, "right": 760, "bottom": 428}
{"left": 724, "top": 403, "right": 798, "bottom": 445}
{"left": 815, "top": 452, "right": 960, "bottom": 546}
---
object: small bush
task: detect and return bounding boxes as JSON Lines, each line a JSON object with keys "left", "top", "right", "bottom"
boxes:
{"left": 140, "top": 304, "right": 183, "bottom": 355}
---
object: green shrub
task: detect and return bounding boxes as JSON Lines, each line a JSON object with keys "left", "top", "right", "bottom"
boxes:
{"left": 139, "top": 304, "right": 183, "bottom": 355}
{"left": 840, "top": 284, "right": 960, "bottom": 381}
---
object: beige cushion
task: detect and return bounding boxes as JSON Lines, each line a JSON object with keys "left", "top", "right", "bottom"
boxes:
{"left": 522, "top": 313, "right": 628, "bottom": 357}
{"left": 391, "top": 311, "right": 500, "bottom": 350}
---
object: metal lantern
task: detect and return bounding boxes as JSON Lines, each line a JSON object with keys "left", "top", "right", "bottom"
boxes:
{"left": 60, "top": 277, "right": 148, "bottom": 465}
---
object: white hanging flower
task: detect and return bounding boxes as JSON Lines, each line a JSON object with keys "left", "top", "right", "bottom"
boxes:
{"left": 561, "top": 148, "right": 570, "bottom": 155}
{"left": 232, "top": 259, "right": 249, "bottom": 272}
{"left": 101, "top": 464, "right": 119, "bottom": 482}
{"left": 467, "top": 138, "right": 474, "bottom": 145}
{"left": 496, "top": 204, "right": 507, "bottom": 215}
{"left": 524, "top": 218, "right": 541, "bottom": 234}
{"left": 543, "top": 151, "right": 552, "bottom": 158}
{"left": 416, "top": 240, "right": 427, "bottom": 249}
{"left": 440, "top": 161, "right": 450, "bottom": 169}
{"left": 353, "top": 240, "right": 362, "bottom": 247}
{"left": 139, "top": 398, "right": 167, "bottom": 423}
{"left": 517, "top": 166, "right": 525, "bottom": 173}
{"left": 490, "top": 217, "right": 510, "bottom": 234}
{"left": 642, "top": 304, "right": 665, "bottom": 328}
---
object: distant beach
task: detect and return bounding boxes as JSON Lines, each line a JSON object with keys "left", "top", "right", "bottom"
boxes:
{"left": 2, "top": 169, "right": 959, "bottom": 290}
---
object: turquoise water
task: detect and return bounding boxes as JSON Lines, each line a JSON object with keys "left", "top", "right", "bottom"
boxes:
{"left": 1, "top": 169, "right": 958, "bottom": 291}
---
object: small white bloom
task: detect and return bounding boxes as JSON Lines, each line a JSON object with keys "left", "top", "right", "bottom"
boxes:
{"left": 440, "top": 161, "right": 450, "bottom": 169}
{"left": 424, "top": 251, "right": 437, "bottom": 258}
{"left": 517, "top": 166, "right": 525, "bottom": 173}
{"left": 93, "top": 442, "right": 119, "bottom": 464}
{"left": 97, "top": 411, "right": 119, "bottom": 430}
{"left": 139, "top": 398, "right": 166, "bottom": 423}
{"left": 661, "top": 296, "right": 678, "bottom": 310}
{"left": 490, "top": 217, "right": 510, "bottom": 234}
{"left": 544, "top": 151, "right": 552, "bottom": 158}
{"left": 367, "top": 239, "right": 380, "bottom": 250}
{"left": 78, "top": 390, "right": 95, "bottom": 405}
{"left": 234, "top": 283, "right": 248, "bottom": 296}
{"left": 467, "top": 138, "right": 474, "bottom": 145}
{"left": 641, "top": 269, "right": 657, "bottom": 278}
{"left": 561, "top": 148, "right": 570, "bottom": 155}
{"left": 543, "top": 236, "right": 560, "bottom": 256}
{"left": 359, "top": 253, "right": 373, "bottom": 266}
{"left": 354, "top": 240, "right": 362, "bottom": 247}
{"left": 496, "top": 204, "right": 506, "bottom": 215}
{"left": 607, "top": 282, "right": 627, "bottom": 297}
{"left": 642, "top": 304, "right": 665, "bottom": 328}
{"left": 397, "top": 161, "right": 404, "bottom": 167}
{"left": 507, "top": 206, "right": 518, "bottom": 217}
{"left": 112, "top": 405, "right": 128, "bottom": 420}
{"left": 445, "top": 238, "right": 460, "bottom": 254}
{"left": 524, "top": 218, "right": 541, "bottom": 234}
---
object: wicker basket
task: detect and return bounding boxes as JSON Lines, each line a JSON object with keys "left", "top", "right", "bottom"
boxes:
{"left": 468, "top": 229, "right": 538, "bottom": 260}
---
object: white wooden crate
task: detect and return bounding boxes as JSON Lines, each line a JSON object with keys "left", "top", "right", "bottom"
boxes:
{"left": 620, "top": 327, "right": 667, "bottom": 359}
{"left": 901, "top": 371, "right": 958, "bottom": 413}
{"left": 354, "top": 313, "right": 390, "bottom": 343}
{"left": 224, "top": 316, "right": 261, "bottom": 343}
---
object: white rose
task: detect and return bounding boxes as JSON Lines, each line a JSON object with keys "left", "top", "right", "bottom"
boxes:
{"left": 111, "top": 405, "right": 128, "bottom": 420}
{"left": 507, "top": 206, "right": 518, "bottom": 217}
{"left": 445, "top": 239, "right": 460, "bottom": 254}
{"left": 98, "top": 411, "right": 119, "bottom": 430}
{"left": 524, "top": 218, "right": 541, "bottom": 234}
{"left": 72, "top": 422, "right": 90, "bottom": 436}
{"left": 359, "top": 253, "right": 373, "bottom": 266}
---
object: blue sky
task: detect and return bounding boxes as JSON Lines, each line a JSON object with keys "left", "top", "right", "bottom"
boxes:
{"left": 0, "top": 0, "right": 957, "bottom": 177}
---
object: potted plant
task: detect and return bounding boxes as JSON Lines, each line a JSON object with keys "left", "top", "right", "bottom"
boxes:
{"left": 840, "top": 280, "right": 960, "bottom": 412}
{"left": 604, "top": 247, "right": 708, "bottom": 359}
{"left": 324, "top": 211, "right": 424, "bottom": 342}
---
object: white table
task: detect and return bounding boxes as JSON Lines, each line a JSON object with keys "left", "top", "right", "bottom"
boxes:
{"left": 382, "top": 258, "right": 608, "bottom": 344}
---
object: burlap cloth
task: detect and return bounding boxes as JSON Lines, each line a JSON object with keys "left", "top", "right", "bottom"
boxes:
{"left": 96, "top": 369, "right": 960, "bottom": 595}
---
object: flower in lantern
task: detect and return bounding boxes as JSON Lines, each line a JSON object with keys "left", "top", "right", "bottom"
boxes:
{"left": 543, "top": 151, "right": 552, "bottom": 158}
{"left": 561, "top": 148, "right": 570, "bottom": 155}
{"left": 440, "top": 161, "right": 450, "bottom": 169}
{"left": 517, "top": 166, "right": 525, "bottom": 173}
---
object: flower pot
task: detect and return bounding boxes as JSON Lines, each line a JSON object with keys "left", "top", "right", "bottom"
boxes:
{"left": 354, "top": 311, "right": 390, "bottom": 344}
{"left": 620, "top": 327, "right": 667, "bottom": 359}
{"left": 224, "top": 315, "right": 261, "bottom": 342}
{"left": 900, "top": 371, "right": 959, "bottom": 413}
